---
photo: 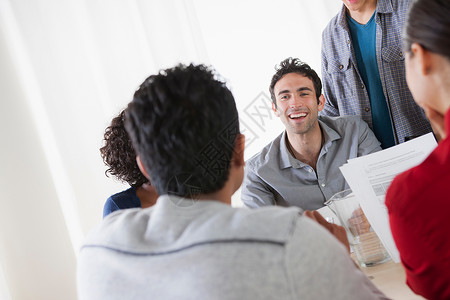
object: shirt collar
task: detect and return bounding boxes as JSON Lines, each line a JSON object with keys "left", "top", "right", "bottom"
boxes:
{"left": 319, "top": 118, "right": 341, "bottom": 152}
{"left": 279, "top": 119, "right": 341, "bottom": 169}
{"left": 279, "top": 131, "right": 293, "bottom": 169}
{"left": 337, "top": 4, "right": 348, "bottom": 29}
{"left": 376, "top": 0, "right": 393, "bottom": 14}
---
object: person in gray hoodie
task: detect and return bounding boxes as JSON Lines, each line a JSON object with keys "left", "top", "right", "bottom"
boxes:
{"left": 77, "top": 63, "right": 388, "bottom": 300}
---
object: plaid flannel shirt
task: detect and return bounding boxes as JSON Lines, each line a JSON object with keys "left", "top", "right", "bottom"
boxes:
{"left": 321, "top": 0, "right": 431, "bottom": 144}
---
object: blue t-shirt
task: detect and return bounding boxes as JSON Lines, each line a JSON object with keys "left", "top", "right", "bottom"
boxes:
{"left": 103, "top": 187, "right": 141, "bottom": 218}
{"left": 347, "top": 12, "right": 395, "bottom": 149}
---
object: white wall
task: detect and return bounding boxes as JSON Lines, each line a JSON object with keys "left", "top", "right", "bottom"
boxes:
{"left": 0, "top": 24, "right": 77, "bottom": 300}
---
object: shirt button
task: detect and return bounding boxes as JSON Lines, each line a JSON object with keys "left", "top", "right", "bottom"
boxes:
{"left": 347, "top": 39, "right": 350, "bottom": 44}
{"left": 361, "top": 84, "right": 365, "bottom": 89}
{"left": 399, "top": 51, "right": 403, "bottom": 57}
{"left": 365, "top": 107, "right": 370, "bottom": 112}
{"left": 339, "top": 65, "right": 344, "bottom": 70}
{"left": 320, "top": 183, "right": 326, "bottom": 187}
{"left": 308, "top": 168, "right": 313, "bottom": 173}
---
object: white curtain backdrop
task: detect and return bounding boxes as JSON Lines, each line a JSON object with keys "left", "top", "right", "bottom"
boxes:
{"left": 0, "top": 0, "right": 341, "bottom": 299}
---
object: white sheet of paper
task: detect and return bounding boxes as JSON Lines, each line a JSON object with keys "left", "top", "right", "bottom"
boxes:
{"left": 339, "top": 133, "right": 437, "bottom": 263}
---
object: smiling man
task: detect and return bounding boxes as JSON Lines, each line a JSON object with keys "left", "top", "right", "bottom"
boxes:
{"left": 241, "top": 58, "right": 381, "bottom": 210}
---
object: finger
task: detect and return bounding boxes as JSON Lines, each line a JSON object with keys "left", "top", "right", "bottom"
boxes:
{"left": 303, "top": 210, "right": 316, "bottom": 220}
{"left": 351, "top": 207, "right": 364, "bottom": 217}
{"left": 310, "top": 210, "right": 328, "bottom": 225}
{"left": 334, "top": 226, "right": 351, "bottom": 253}
{"left": 311, "top": 211, "right": 334, "bottom": 231}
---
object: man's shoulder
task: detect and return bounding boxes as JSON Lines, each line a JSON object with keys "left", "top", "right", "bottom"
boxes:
{"left": 319, "top": 115, "right": 367, "bottom": 131}
{"left": 379, "top": 0, "right": 410, "bottom": 12}
{"left": 223, "top": 205, "right": 304, "bottom": 240}
{"left": 84, "top": 206, "right": 149, "bottom": 248}
{"left": 323, "top": 114, "right": 365, "bottom": 124}
{"left": 82, "top": 199, "right": 307, "bottom": 253}
{"left": 321, "top": 7, "right": 349, "bottom": 59}
{"left": 246, "top": 132, "right": 283, "bottom": 170}
{"left": 322, "top": 7, "right": 343, "bottom": 37}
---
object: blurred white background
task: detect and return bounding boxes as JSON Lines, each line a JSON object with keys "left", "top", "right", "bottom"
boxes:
{"left": 0, "top": 0, "right": 341, "bottom": 299}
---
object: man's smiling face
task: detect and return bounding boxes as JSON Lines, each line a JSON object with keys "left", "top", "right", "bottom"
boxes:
{"left": 272, "top": 72, "right": 325, "bottom": 135}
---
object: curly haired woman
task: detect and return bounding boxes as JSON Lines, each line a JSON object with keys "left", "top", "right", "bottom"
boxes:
{"left": 100, "top": 109, "right": 158, "bottom": 218}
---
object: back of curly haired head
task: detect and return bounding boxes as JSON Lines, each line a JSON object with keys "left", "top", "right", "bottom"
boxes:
{"left": 100, "top": 109, "right": 148, "bottom": 188}
{"left": 125, "top": 64, "right": 240, "bottom": 197}
{"left": 269, "top": 57, "right": 322, "bottom": 107}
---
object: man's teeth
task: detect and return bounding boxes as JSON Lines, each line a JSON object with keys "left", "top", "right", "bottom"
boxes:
{"left": 290, "top": 113, "right": 307, "bottom": 119}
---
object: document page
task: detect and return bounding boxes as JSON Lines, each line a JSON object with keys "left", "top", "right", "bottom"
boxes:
{"left": 340, "top": 133, "right": 437, "bottom": 262}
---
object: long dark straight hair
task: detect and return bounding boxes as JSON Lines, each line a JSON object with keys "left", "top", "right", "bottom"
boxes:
{"left": 404, "top": 0, "right": 450, "bottom": 59}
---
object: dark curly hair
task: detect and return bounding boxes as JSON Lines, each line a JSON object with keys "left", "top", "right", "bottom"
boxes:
{"left": 100, "top": 109, "right": 148, "bottom": 188}
{"left": 125, "top": 64, "right": 240, "bottom": 197}
{"left": 269, "top": 57, "right": 322, "bottom": 108}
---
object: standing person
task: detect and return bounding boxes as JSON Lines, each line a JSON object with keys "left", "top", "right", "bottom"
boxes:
{"left": 241, "top": 58, "right": 381, "bottom": 210}
{"left": 100, "top": 109, "right": 158, "bottom": 218}
{"left": 385, "top": 0, "right": 450, "bottom": 298}
{"left": 78, "top": 64, "right": 388, "bottom": 300}
{"left": 321, "top": 0, "right": 432, "bottom": 148}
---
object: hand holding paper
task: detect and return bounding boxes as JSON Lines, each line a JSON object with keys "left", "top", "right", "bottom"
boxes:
{"left": 339, "top": 133, "right": 437, "bottom": 263}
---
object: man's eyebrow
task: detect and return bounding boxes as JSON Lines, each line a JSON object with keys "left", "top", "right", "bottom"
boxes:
{"left": 277, "top": 87, "right": 312, "bottom": 96}
{"left": 297, "top": 87, "right": 313, "bottom": 92}
{"left": 277, "top": 89, "right": 290, "bottom": 96}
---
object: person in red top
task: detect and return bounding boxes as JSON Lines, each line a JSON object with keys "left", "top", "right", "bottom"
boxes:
{"left": 385, "top": 0, "right": 450, "bottom": 299}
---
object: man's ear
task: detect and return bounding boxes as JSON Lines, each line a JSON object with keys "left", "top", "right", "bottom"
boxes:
{"left": 232, "top": 134, "right": 245, "bottom": 167}
{"left": 272, "top": 102, "right": 280, "bottom": 117}
{"left": 318, "top": 94, "right": 326, "bottom": 112}
{"left": 136, "top": 156, "right": 150, "bottom": 179}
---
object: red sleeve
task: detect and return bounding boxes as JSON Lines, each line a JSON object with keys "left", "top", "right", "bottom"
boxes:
{"left": 386, "top": 143, "right": 450, "bottom": 300}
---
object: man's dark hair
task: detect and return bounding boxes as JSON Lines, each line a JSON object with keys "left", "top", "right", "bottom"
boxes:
{"left": 100, "top": 109, "right": 148, "bottom": 188}
{"left": 405, "top": 0, "right": 450, "bottom": 60}
{"left": 269, "top": 57, "right": 322, "bottom": 108}
{"left": 125, "top": 64, "right": 240, "bottom": 197}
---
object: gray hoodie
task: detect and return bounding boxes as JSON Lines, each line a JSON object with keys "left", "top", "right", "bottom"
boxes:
{"left": 78, "top": 195, "right": 388, "bottom": 300}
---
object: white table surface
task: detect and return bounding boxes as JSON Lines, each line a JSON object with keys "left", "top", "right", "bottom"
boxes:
{"left": 357, "top": 259, "right": 424, "bottom": 300}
